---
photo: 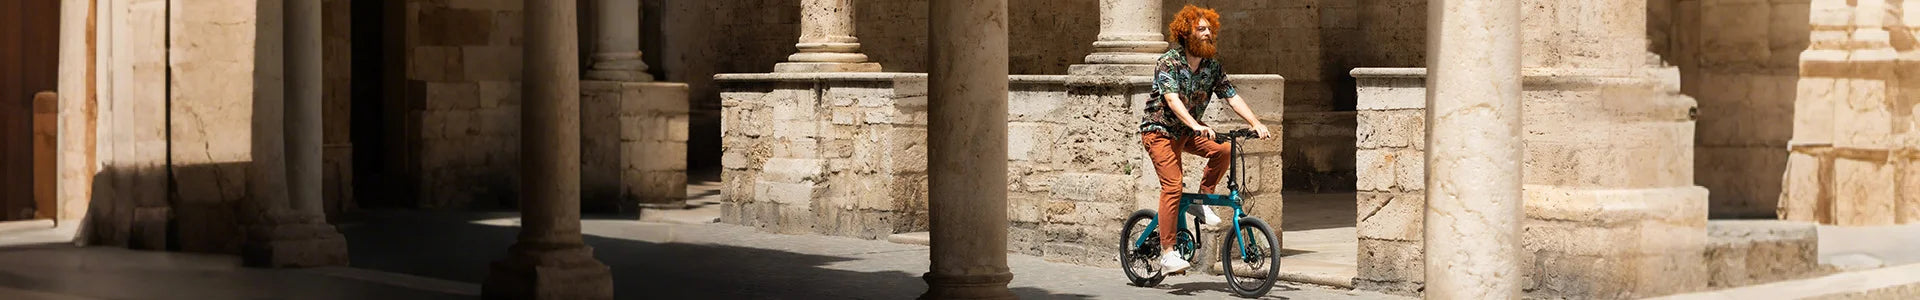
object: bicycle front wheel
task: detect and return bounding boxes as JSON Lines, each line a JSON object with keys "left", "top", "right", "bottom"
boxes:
{"left": 1220, "top": 216, "right": 1280, "bottom": 298}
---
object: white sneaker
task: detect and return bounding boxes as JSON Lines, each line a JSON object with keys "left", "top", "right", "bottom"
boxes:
{"left": 1200, "top": 206, "right": 1223, "bottom": 226}
{"left": 1159, "top": 252, "right": 1191, "bottom": 273}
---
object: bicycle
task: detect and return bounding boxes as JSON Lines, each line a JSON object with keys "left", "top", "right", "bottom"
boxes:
{"left": 1118, "top": 128, "right": 1281, "bottom": 298}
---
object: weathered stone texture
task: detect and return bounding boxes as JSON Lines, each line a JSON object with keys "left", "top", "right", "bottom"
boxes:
{"left": 1352, "top": 65, "right": 1712, "bottom": 298}
{"left": 719, "top": 73, "right": 1282, "bottom": 266}
{"left": 1663, "top": 0, "right": 1808, "bottom": 218}
{"left": 1351, "top": 68, "right": 1426, "bottom": 296}
{"left": 1776, "top": 0, "right": 1919, "bottom": 225}
{"left": 406, "top": 0, "right": 524, "bottom": 208}
{"left": 582, "top": 81, "right": 691, "bottom": 212}
{"left": 1521, "top": 186, "right": 1711, "bottom": 299}
{"left": 1705, "top": 220, "right": 1821, "bottom": 288}
{"left": 160, "top": 0, "right": 249, "bottom": 253}
{"left": 719, "top": 74, "right": 931, "bottom": 239}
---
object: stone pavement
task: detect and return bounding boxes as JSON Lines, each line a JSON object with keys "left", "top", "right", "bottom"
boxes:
{"left": 0, "top": 205, "right": 1404, "bottom": 299}
{"left": 349, "top": 208, "right": 1407, "bottom": 299}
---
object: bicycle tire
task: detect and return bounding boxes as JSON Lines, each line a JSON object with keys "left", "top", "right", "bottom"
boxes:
{"left": 1120, "top": 209, "right": 1166, "bottom": 287}
{"left": 1220, "top": 216, "right": 1280, "bottom": 298}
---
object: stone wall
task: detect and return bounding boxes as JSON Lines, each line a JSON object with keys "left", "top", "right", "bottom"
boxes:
{"left": 86, "top": 0, "right": 174, "bottom": 250}
{"left": 1351, "top": 67, "right": 1712, "bottom": 298}
{"left": 582, "top": 81, "right": 691, "bottom": 211}
{"left": 718, "top": 73, "right": 1285, "bottom": 267}
{"left": 662, "top": 0, "right": 1426, "bottom": 188}
{"left": 321, "top": 0, "right": 354, "bottom": 219}
{"left": 164, "top": 0, "right": 258, "bottom": 253}
{"left": 1350, "top": 68, "right": 1425, "bottom": 295}
{"left": 405, "top": 0, "right": 523, "bottom": 208}
{"left": 1660, "top": 0, "right": 1810, "bottom": 218}
{"left": 718, "top": 73, "right": 932, "bottom": 238}
{"left": 1281, "top": 112, "right": 1356, "bottom": 192}
{"left": 1778, "top": 0, "right": 1920, "bottom": 226}
{"left": 1009, "top": 75, "right": 1288, "bottom": 267}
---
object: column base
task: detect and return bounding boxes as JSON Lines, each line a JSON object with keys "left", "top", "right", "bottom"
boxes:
{"left": 1522, "top": 185, "right": 1709, "bottom": 298}
{"left": 774, "top": 62, "right": 883, "bottom": 73}
{"left": 919, "top": 272, "right": 1015, "bottom": 300}
{"left": 241, "top": 214, "right": 350, "bottom": 268}
{"left": 1082, "top": 52, "right": 1162, "bottom": 65}
{"left": 639, "top": 202, "right": 689, "bottom": 209}
{"left": 483, "top": 243, "right": 614, "bottom": 300}
{"left": 585, "top": 70, "right": 653, "bottom": 82}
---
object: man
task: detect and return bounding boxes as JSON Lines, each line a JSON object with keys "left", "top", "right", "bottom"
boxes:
{"left": 1142, "top": 4, "right": 1273, "bottom": 273}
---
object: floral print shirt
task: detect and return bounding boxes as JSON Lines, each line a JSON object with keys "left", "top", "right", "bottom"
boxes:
{"left": 1141, "top": 46, "right": 1237, "bottom": 137}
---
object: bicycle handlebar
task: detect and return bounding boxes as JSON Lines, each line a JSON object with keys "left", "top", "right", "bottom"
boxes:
{"left": 1212, "top": 128, "right": 1260, "bottom": 143}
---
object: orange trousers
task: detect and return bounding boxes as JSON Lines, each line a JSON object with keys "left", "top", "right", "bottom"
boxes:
{"left": 1140, "top": 131, "right": 1231, "bottom": 250}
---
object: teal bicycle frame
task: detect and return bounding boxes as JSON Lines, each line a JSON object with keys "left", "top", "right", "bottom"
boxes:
{"left": 1129, "top": 129, "right": 1256, "bottom": 260}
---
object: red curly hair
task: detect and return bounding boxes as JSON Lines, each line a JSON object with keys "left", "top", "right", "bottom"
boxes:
{"left": 1168, "top": 5, "right": 1220, "bottom": 46}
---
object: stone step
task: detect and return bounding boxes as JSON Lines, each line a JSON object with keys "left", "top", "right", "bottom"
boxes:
{"left": 1652, "top": 262, "right": 1920, "bottom": 300}
{"left": 887, "top": 231, "right": 930, "bottom": 246}
{"left": 1706, "top": 220, "right": 1823, "bottom": 288}
{"left": 637, "top": 201, "right": 722, "bottom": 225}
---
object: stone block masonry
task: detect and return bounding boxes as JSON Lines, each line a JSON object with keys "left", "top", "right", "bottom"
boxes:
{"left": 718, "top": 73, "right": 932, "bottom": 239}
{"left": 1662, "top": 0, "right": 1810, "bottom": 218}
{"left": 1352, "top": 67, "right": 1718, "bottom": 299}
{"left": 1350, "top": 68, "right": 1425, "bottom": 296}
{"left": 581, "top": 81, "right": 691, "bottom": 212}
{"left": 1776, "top": 0, "right": 1919, "bottom": 226}
{"left": 719, "top": 72, "right": 1285, "bottom": 267}
{"left": 406, "top": 0, "right": 524, "bottom": 208}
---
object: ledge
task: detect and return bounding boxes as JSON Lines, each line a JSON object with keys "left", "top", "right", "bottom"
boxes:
{"left": 713, "top": 72, "right": 927, "bottom": 82}
{"left": 1350, "top": 68, "right": 1426, "bottom": 78}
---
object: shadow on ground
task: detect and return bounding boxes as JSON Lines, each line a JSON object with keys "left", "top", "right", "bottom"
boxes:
{"left": 339, "top": 210, "right": 1092, "bottom": 299}
{"left": 1280, "top": 193, "right": 1358, "bottom": 232}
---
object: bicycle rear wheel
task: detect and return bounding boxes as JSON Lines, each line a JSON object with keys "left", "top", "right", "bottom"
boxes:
{"left": 1220, "top": 217, "right": 1280, "bottom": 298}
{"left": 1120, "top": 209, "right": 1165, "bottom": 287}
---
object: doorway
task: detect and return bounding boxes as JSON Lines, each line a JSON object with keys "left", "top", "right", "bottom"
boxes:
{"left": 2, "top": 0, "right": 62, "bottom": 221}
{"left": 350, "top": 0, "right": 414, "bottom": 209}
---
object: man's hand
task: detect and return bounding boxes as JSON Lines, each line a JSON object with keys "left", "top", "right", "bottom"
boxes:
{"left": 1192, "top": 125, "right": 1215, "bottom": 140}
{"left": 1252, "top": 124, "right": 1272, "bottom": 139}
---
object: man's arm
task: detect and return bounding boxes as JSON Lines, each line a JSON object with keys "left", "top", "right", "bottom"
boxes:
{"left": 1163, "top": 93, "right": 1214, "bottom": 139}
{"left": 1224, "top": 95, "right": 1272, "bottom": 138}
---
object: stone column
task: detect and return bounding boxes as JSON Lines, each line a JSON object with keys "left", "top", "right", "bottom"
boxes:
{"left": 921, "top": 0, "right": 1013, "bottom": 299}
{"left": 483, "top": 0, "right": 615, "bottom": 298}
{"left": 773, "top": 0, "right": 881, "bottom": 72}
{"left": 1422, "top": 0, "right": 1522, "bottom": 297}
{"left": 1070, "top": 0, "right": 1167, "bottom": 75}
{"left": 586, "top": 0, "right": 651, "bottom": 82}
{"left": 288, "top": 0, "right": 327, "bottom": 218}
{"left": 241, "top": 0, "right": 349, "bottom": 268}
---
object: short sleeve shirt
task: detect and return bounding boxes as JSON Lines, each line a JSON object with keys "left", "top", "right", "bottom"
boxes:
{"left": 1142, "top": 46, "right": 1237, "bottom": 137}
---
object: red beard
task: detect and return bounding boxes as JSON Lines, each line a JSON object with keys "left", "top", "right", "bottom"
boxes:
{"left": 1187, "top": 38, "right": 1218, "bottom": 59}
